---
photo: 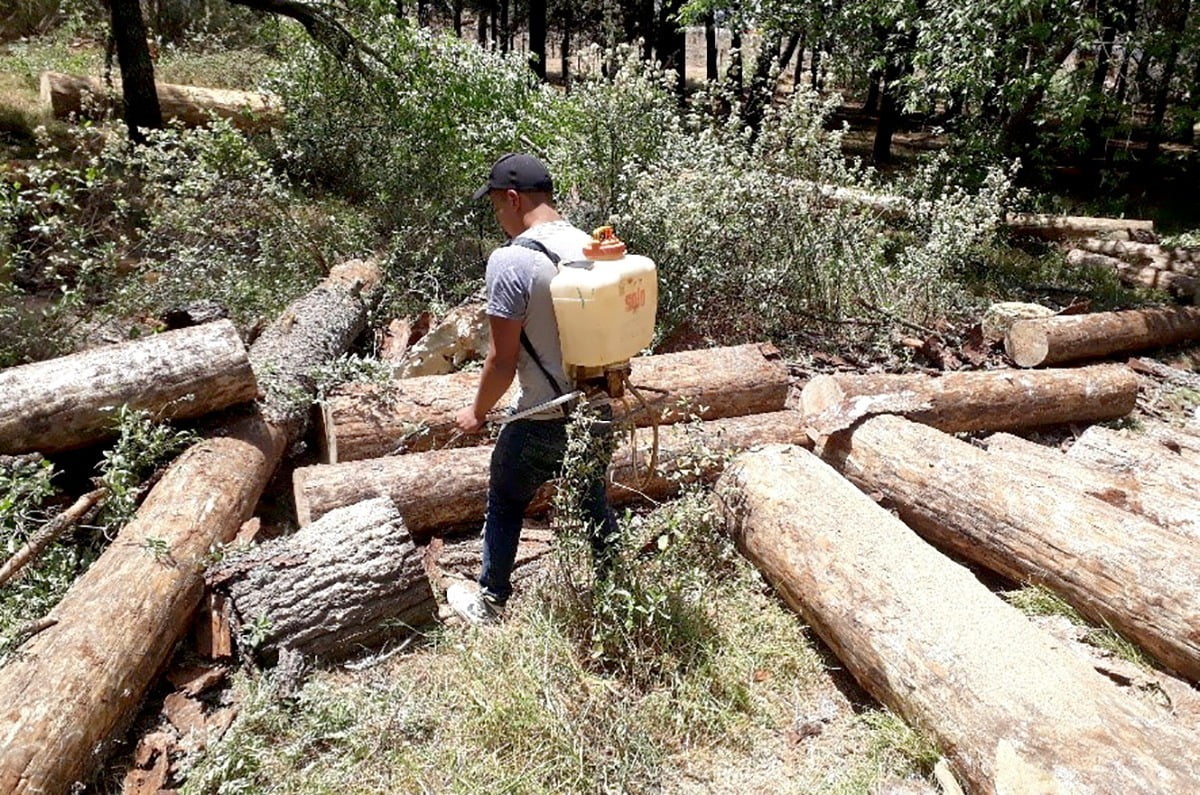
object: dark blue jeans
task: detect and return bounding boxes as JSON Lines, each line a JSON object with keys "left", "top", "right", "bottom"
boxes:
{"left": 479, "top": 412, "right": 618, "bottom": 605}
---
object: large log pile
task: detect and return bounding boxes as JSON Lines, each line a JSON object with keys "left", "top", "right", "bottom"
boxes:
{"left": 1067, "top": 424, "right": 1200, "bottom": 494}
{"left": 1004, "top": 305, "right": 1200, "bottom": 367}
{"left": 319, "top": 343, "right": 790, "bottom": 461}
{"left": 1066, "top": 249, "right": 1198, "bottom": 300}
{"left": 0, "top": 319, "right": 258, "bottom": 455}
{"left": 816, "top": 414, "right": 1200, "bottom": 680}
{"left": 0, "top": 260, "right": 381, "bottom": 795}
{"left": 718, "top": 444, "right": 1200, "bottom": 793}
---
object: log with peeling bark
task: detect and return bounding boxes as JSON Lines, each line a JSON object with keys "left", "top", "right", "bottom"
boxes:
{"left": 0, "top": 320, "right": 258, "bottom": 455}
{"left": 984, "top": 432, "right": 1200, "bottom": 540}
{"left": 1066, "top": 249, "right": 1198, "bottom": 299}
{"left": 0, "top": 260, "right": 381, "bottom": 795}
{"left": 1135, "top": 419, "right": 1200, "bottom": 462}
{"left": 799, "top": 365, "right": 1137, "bottom": 437}
{"left": 717, "top": 444, "right": 1200, "bottom": 793}
{"left": 296, "top": 410, "right": 811, "bottom": 538}
{"left": 1004, "top": 306, "right": 1200, "bottom": 367}
{"left": 816, "top": 414, "right": 1200, "bottom": 680}
{"left": 319, "top": 343, "right": 790, "bottom": 461}
{"left": 1075, "top": 238, "right": 1200, "bottom": 276}
{"left": 39, "top": 71, "right": 282, "bottom": 133}
{"left": 393, "top": 296, "right": 488, "bottom": 378}
{"left": 1004, "top": 212, "right": 1155, "bottom": 241}
{"left": 1067, "top": 425, "right": 1200, "bottom": 494}
{"left": 210, "top": 498, "right": 434, "bottom": 663}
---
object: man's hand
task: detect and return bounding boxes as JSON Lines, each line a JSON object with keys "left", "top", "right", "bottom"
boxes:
{"left": 456, "top": 405, "right": 487, "bottom": 434}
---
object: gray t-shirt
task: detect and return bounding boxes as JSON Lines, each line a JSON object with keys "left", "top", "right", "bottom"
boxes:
{"left": 486, "top": 219, "right": 592, "bottom": 419}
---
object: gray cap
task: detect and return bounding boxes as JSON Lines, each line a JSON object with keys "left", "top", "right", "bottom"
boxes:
{"left": 472, "top": 153, "right": 554, "bottom": 200}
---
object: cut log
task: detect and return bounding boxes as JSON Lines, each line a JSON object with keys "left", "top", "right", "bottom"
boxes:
{"left": 1004, "top": 212, "right": 1155, "bottom": 241}
{"left": 210, "top": 498, "right": 434, "bottom": 664}
{"left": 39, "top": 71, "right": 282, "bottom": 133}
{"left": 296, "top": 410, "right": 812, "bottom": 538}
{"left": 424, "top": 526, "right": 555, "bottom": 594}
{"left": 983, "top": 432, "right": 1200, "bottom": 540}
{"left": 0, "top": 319, "right": 258, "bottom": 455}
{"left": 1075, "top": 238, "right": 1200, "bottom": 276}
{"left": 1066, "top": 249, "right": 1198, "bottom": 299}
{"left": 981, "top": 302, "right": 1054, "bottom": 341}
{"left": 1067, "top": 424, "right": 1200, "bottom": 494}
{"left": 799, "top": 365, "right": 1137, "bottom": 437}
{"left": 0, "top": 260, "right": 381, "bottom": 795}
{"left": 393, "top": 296, "right": 488, "bottom": 378}
{"left": 1004, "top": 306, "right": 1200, "bottom": 367}
{"left": 378, "top": 317, "right": 414, "bottom": 362}
{"left": 816, "top": 414, "right": 1200, "bottom": 680}
{"left": 319, "top": 342, "right": 790, "bottom": 461}
{"left": 1135, "top": 418, "right": 1200, "bottom": 462}
{"left": 717, "top": 444, "right": 1200, "bottom": 793}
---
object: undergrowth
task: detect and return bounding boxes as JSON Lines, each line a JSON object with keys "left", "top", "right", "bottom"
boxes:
{"left": 1005, "top": 585, "right": 1155, "bottom": 670}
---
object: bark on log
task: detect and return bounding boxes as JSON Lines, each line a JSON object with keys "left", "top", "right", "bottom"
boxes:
{"left": 319, "top": 343, "right": 789, "bottom": 461}
{"left": 210, "top": 498, "right": 434, "bottom": 663}
{"left": 1004, "top": 306, "right": 1200, "bottom": 367}
{"left": 799, "top": 365, "right": 1137, "bottom": 437}
{"left": 1136, "top": 419, "right": 1200, "bottom": 462}
{"left": 0, "top": 319, "right": 258, "bottom": 455}
{"left": 39, "top": 71, "right": 282, "bottom": 133}
{"left": 296, "top": 410, "right": 811, "bottom": 538}
{"left": 1067, "top": 425, "right": 1200, "bottom": 494}
{"left": 1075, "top": 238, "right": 1200, "bottom": 276}
{"left": 425, "top": 526, "right": 555, "bottom": 594}
{"left": 984, "top": 432, "right": 1200, "bottom": 540}
{"left": 0, "top": 261, "right": 381, "bottom": 795}
{"left": 817, "top": 414, "right": 1200, "bottom": 680}
{"left": 717, "top": 444, "right": 1200, "bottom": 794}
{"left": 1066, "top": 249, "right": 1198, "bottom": 299}
{"left": 1004, "top": 212, "right": 1155, "bottom": 241}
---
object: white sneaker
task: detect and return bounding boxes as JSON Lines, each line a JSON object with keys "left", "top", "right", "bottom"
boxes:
{"left": 446, "top": 581, "right": 504, "bottom": 626}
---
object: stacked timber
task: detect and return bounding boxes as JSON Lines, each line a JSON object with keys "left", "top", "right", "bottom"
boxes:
{"left": 718, "top": 444, "right": 1200, "bottom": 793}
{"left": 1067, "top": 425, "right": 1200, "bottom": 494}
{"left": 1004, "top": 212, "right": 1155, "bottom": 241}
{"left": 798, "top": 364, "right": 1136, "bottom": 437}
{"left": 0, "top": 319, "right": 258, "bottom": 455}
{"left": 39, "top": 71, "right": 282, "bottom": 133}
{"left": 1066, "top": 249, "right": 1198, "bottom": 300}
{"left": 295, "top": 410, "right": 812, "bottom": 536}
{"left": 0, "top": 260, "right": 382, "bottom": 795}
{"left": 815, "top": 414, "right": 1200, "bottom": 680}
{"left": 1004, "top": 305, "right": 1200, "bottom": 367}
{"left": 1075, "top": 238, "right": 1200, "bottom": 276}
{"left": 319, "top": 343, "right": 790, "bottom": 461}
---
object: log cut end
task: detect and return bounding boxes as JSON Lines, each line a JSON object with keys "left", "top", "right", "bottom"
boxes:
{"left": 1004, "top": 320, "right": 1051, "bottom": 368}
{"left": 798, "top": 374, "right": 845, "bottom": 417}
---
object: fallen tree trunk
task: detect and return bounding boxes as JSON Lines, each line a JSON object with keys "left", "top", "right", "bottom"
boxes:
{"left": 210, "top": 498, "right": 434, "bottom": 664}
{"left": 1004, "top": 212, "right": 1155, "bottom": 241}
{"left": 1075, "top": 238, "right": 1200, "bottom": 275}
{"left": 296, "top": 410, "right": 812, "bottom": 538}
{"left": 718, "top": 444, "right": 1200, "bottom": 793}
{"left": 817, "top": 414, "right": 1200, "bottom": 680}
{"left": 984, "top": 432, "right": 1200, "bottom": 540}
{"left": 319, "top": 343, "right": 790, "bottom": 461}
{"left": 425, "top": 526, "right": 555, "bottom": 594}
{"left": 1066, "top": 249, "right": 1198, "bottom": 299}
{"left": 0, "top": 260, "right": 381, "bottom": 795}
{"left": 799, "top": 365, "right": 1137, "bottom": 437}
{"left": 1004, "top": 306, "right": 1200, "bottom": 367}
{"left": 0, "top": 319, "right": 258, "bottom": 455}
{"left": 1067, "top": 425, "right": 1200, "bottom": 494}
{"left": 39, "top": 71, "right": 282, "bottom": 133}
{"left": 1136, "top": 419, "right": 1200, "bottom": 462}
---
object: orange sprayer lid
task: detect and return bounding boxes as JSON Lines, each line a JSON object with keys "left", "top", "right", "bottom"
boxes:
{"left": 583, "top": 225, "right": 627, "bottom": 260}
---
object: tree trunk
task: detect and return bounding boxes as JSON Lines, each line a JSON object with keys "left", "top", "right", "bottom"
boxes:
{"left": 295, "top": 410, "right": 811, "bottom": 537}
{"left": 984, "top": 432, "right": 1200, "bottom": 539}
{"left": 727, "top": 28, "right": 743, "bottom": 90}
{"left": 799, "top": 364, "right": 1137, "bottom": 437}
{"left": 0, "top": 261, "right": 381, "bottom": 794}
{"left": 107, "top": 0, "right": 162, "bottom": 142}
{"left": 499, "top": 0, "right": 509, "bottom": 53}
{"left": 211, "top": 498, "right": 434, "bottom": 664}
{"left": 40, "top": 71, "right": 282, "bottom": 133}
{"left": 1146, "top": 0, "right": 1191, "bottom": 159}
{"left": 321, "top": 343, "right": 790, "bottom": 462}
{"left": 1074, "top": 238, "right": 1200, "bottom": 274}
{"left": 1067, "top": 424, "right": 1200, "bottom": 494}
{"left": 743, "top": 31, "right": 782, "bottom": 133}
{"left": 864, "top": 69, "right": 881, "bottom": 113}
{"left": 452, "top": 0, "right": 462, "bottom": 37}
{"left": 717, "top": 444, "right": 1200, "bottom": 793}
{"left": 704, "top": 14, "right": 717, "bottom": 82}
{"left": 528, "top": 0, "right": 546, "bottom": 79}
{"left": 560, "top": 6, "right": 572, "bottom": 89}
{"left": 1004, "top": 306, "right": 1200, "bottom": 367}
{"left": 0, "top": 319, "right": 258, "bottom": 456}
{"left": 816, "top": 414, "right": 1200, "bottom": 680}
{"left": 1004, "top": 212, "right": 1155, "bottom": 240}
{"left": 1065, "top": 249, "right": 1198, "bottom": 299}
{"left": 477, "top": 6, "right": 488, "bottom": 44}
{"left": 872, "top": 56, "right": 904, "bottom": 164}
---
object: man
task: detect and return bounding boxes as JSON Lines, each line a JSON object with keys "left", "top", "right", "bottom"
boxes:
{"left": 447, "top": 153, "right": 619, "bottom": 625}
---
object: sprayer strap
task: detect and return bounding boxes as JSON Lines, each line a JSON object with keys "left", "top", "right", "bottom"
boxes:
{"left": 509, "top": 236, "right": 571, "bottom": 418}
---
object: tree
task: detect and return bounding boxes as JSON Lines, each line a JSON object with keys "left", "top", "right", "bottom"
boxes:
{"left": 106, "top": 0, "right": 163, "bottom": 142}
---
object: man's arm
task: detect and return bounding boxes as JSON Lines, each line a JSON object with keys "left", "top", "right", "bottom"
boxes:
{"left": 456, "top": 314, "right": 523, "bottom": 433}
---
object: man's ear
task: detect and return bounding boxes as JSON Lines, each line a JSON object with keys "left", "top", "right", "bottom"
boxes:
{"left": 504, "top": 189, "right": 522, "bottom": 210}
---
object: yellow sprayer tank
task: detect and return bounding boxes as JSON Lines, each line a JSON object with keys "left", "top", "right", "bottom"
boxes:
{"left": 550, "top": 227, "right": 657, "bottom": 368}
